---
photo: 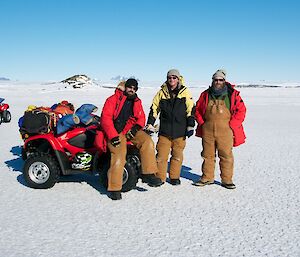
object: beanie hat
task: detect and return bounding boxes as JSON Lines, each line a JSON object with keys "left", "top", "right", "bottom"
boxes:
{"left": 212, "top": 69, "right": 226, "bottom": 80}
{"left": 167, "top": 69, "right": 181, "bottom": 78}
{"left": 125, "top": 78, "right": 138, "bottom": 90}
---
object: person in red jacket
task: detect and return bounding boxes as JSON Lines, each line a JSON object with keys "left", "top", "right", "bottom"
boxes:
{"left": 194, "top": 70, "right": 246, "bottom": 189}
{"left": 100, "top": 78, "right": 163, "bottom": 200}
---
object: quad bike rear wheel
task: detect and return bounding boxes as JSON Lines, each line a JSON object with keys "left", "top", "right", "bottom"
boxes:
{"left": 23, "top": 153, "right": 60, "bottom": 189}
{"left": 2, "top": 110, "right": 11, "bottom": 122}
{"left": 99, "top": 160, "right": 138, "bottom": 192}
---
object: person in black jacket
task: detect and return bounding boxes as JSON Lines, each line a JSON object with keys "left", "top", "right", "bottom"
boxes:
{"left": 146, "top": 69, "right": 195, "bottom": 185}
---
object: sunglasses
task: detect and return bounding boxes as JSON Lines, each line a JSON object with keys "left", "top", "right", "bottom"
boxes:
{"left": 214, "top": 79, "right": 225, "bottom": 82}
{"left": 167, "top": 76, "right": 178, "bottom": 80}
{"left": 126, "top": 85, "right": 137, "bottom": 90}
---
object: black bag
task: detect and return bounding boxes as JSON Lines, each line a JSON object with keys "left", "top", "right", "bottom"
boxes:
{"left": 20, "top": 110, "right": 51, "bottom": 135}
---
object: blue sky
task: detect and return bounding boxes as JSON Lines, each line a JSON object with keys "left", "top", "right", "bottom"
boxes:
{"left": 1, "top": 0, "right": 299, "bottom": 83}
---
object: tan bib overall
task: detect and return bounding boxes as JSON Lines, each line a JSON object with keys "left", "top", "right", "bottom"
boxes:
{"left": 201, "top": 98, "right": 234, "bottom": 183}
{"left": 107, "top": 130, "right": 158, "bottom": 191}
{"left": 156, "top": 135, "right": 186, "bottom": 182}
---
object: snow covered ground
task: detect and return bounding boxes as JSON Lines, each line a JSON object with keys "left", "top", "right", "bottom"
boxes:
{"left": 0, "top": 81, "right": 299, "bottom": 257}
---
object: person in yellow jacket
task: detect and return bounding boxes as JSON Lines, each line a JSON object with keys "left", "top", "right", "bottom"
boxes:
{"left": 146, "top": 69, "right": 195, "bottom": 185}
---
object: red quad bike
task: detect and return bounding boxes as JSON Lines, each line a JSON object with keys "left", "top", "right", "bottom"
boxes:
{"left": 21, "top": 124, "right": 142, "bottom": 192}
{"left": 0, "top": 98, "right": 11, "bottom": 124}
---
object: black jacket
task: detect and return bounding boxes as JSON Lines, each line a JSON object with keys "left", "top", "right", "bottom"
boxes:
{"left": 147, "top": 83, "right": 195, "bottom": 139}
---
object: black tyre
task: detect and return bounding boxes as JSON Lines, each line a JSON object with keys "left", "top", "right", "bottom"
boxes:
{"left": 121, "top": 162, "right": 138, "bottom": 192}
{"left": 99, "top": 161, "right": 138, "bottom": 192}
{"left": 0, "top": 114, "right": 2, "bottom": 125}
{"left": 3, "top": 110, "right": 11, "bottom": 122}
{"left": 23, "top": 153, "right": 60, "bottom": 189}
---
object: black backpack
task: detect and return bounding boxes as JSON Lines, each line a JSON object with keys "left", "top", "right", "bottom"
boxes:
{"left": 20, "top": 110, "right": 51, "bottom": 135}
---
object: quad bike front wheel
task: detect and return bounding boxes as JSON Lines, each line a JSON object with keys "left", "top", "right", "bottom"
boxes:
{"left": 23, "top": 153, "right": 60, "bottom": 189}
{"left": 2, "top": 110, "right": 11, "bottom": 122}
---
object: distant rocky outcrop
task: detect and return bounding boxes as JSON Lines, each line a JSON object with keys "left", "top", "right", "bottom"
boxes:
{"left": 61, "top": 74, "right": 92, "bottom": 88}
{"left": 0, "top": 77, "right": 10, "bottom": 81}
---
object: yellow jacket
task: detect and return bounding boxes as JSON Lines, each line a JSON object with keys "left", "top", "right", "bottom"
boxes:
{"left": 147, "top": 78, "right": 195, "bottom": 139}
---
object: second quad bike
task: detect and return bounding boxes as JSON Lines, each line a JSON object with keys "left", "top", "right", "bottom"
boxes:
{"left": 0, "top": 98, "right": 11, "bottom": 124}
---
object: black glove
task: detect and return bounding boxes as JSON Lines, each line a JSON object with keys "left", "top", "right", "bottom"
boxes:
{"left": 186, "top": 126, "right": 194, "bottom": 138}
{"left": 126, "top": 125, "right": 141, "bottom": 140}
{"left": 110, "top": 136, "right": 121, "bottom": 147}
{"left": 144, "top": 124, "right": 157, "bottom": 136}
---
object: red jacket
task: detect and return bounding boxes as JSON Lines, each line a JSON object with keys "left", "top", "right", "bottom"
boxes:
{"left": 195, "top": 83, "right": 246, "bottom": 147}
{"left": 100, "top": 89, "right": 146, "bottom": 140}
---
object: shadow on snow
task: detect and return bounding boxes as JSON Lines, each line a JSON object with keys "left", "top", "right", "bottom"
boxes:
{"left": 5, "top": 145, "right": 149, "bottom": 195}
{"left": 168, "top": 163, "right": 222, "bottom": 186}
{"left": 5, "top": 146, "right": 219, "bottom": 193}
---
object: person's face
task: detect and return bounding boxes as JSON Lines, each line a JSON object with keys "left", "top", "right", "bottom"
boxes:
{"left": 125, "top": 85, "right": 137, "bottom": 96}
{"left": 212, "top": 77, "right": 225, "bottom": 89}
{"left": 167, "top": 75, "right": 179, "bottom": 89}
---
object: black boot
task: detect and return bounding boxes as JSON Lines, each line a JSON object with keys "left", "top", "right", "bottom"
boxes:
{"left": 221, "top": 182, "right": 236, "bottom": 189}
{"left": 170, "top": 178, "right": 181, "bottom": 185}
{"left": 108, "top": 191, "right": 122, "bottom": 200}
{"left": 141, "top": 174, "right": 163, "bottom": 187}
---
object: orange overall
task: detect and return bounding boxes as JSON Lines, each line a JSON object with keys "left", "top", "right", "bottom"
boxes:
{"left": 156, "top": 136, "right": 186, "bottom": 182}
{"left": 107, "top": 130, "right": 158, "bottom": 191}
{"left": 201, "top": 98, "right": 234, "bottom": 183}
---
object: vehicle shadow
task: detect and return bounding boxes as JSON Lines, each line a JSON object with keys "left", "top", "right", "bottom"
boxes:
{"left": 5, "top": 145, "right": 24, "bottom": 172}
